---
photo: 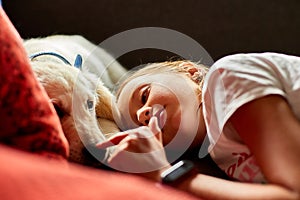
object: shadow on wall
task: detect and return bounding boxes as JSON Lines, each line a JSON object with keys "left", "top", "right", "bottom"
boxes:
{"left": 3, "top": 0, "right": 300, "bottom": 68}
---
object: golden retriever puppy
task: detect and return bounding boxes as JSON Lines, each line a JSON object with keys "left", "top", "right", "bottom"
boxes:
{"left": 23, "top": 35, "right": 125, "bottom": 166}
{"left": 24, "top": 34, "right": 126, "bottom": 90}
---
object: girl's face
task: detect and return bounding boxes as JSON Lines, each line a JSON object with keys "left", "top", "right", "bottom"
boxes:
{"left": 116, "top": 73, "right": 205, "bottom": 149}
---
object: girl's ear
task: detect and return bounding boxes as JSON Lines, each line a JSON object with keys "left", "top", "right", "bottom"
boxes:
{"left": 179, "top": 62, "right": 206, "bottom": 84}
{"left": 179, "top": 62, "right": 199, "bottom": 76}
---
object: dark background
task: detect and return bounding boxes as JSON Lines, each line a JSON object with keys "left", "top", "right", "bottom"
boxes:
{"left": 3, "top": 0, "right": 300, "bottom": 68}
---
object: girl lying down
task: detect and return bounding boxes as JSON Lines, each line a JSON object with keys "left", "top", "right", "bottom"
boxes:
{"left": 98, "top": 53, "right": 300, "bottom": 200}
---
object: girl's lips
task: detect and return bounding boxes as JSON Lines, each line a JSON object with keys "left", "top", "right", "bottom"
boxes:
{"left": 155, "top": 108, "right": 167, "bottom": 129}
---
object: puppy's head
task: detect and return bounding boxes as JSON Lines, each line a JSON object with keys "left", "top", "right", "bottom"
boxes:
{"left": 31, "top": 61, "right": 118, "bottom": 165}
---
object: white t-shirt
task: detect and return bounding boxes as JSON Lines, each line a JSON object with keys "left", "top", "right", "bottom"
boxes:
{"left": 202, "top": 52, "right": 300, "bottom": 183}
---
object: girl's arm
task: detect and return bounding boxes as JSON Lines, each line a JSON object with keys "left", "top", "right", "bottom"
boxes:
{"left": 223, "top": 94, "right": 299, "bottom": 199}
{"left": 97, "top": 94, "right": 300, "bottom": 199}
{"left": 175, "top": 172, "right": 298, "bottom": 200}
{"left": 167, "top": 94, "right": 299, "bottom": 200}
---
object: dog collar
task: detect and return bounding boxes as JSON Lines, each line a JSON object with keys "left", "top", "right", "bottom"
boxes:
{"left": 29, "top": 52, "right": 83, "bottom": 69}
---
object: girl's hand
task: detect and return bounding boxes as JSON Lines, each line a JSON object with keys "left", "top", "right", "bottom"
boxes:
{"left": 97, "top": 117, "right": 171, "bottom": 181}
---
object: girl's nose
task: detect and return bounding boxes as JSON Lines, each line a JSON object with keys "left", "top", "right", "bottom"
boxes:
{"left": 137, "top": 106, "right": 152, "bottom": 125}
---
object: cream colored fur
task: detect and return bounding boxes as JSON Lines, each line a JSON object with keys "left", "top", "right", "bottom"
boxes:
{"left": 23, "top": 35, "right": 126, "bottom": 165}
{"left": 24, "top": 35, "right": 126, "bottom": 90}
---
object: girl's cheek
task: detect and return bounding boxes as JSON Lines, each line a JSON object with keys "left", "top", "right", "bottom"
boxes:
{"left": 169, "top": 109, "right": 181, "bottom": 133}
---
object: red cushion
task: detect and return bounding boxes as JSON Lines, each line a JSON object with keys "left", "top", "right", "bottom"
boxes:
{"left": 0, "top": 7, "right": 69, "bottom": 159}
{"left": 0, "top": 144, "right": 199, "bottom": 200}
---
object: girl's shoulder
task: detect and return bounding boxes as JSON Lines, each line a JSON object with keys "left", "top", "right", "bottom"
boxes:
{"left": 209, "top": 52, "right": 300, "bottom": 75}
{"left": 204, "top": 52, "right": 300, "bottom": 98}
{"left": 202, "top": 52, "right": 299, "bottom": 144}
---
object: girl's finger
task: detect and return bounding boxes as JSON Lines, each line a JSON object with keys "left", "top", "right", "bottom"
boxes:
{"left": 149, "top": 116, "right": 163, "bottom": 143}
{"left": 107, "top": 142, "right": 129, "bottom": 164}
{"left": 96, "top": 132, "right": 129, "bottom": 148}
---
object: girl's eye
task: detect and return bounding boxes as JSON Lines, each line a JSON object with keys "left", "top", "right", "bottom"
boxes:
{"left": 141, "top": 85, "right": 150, "bottom": 104}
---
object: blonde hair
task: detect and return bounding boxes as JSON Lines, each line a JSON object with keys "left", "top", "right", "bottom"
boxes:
{"left": 115, "top": 60, "right": 209, "bottom": 102}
